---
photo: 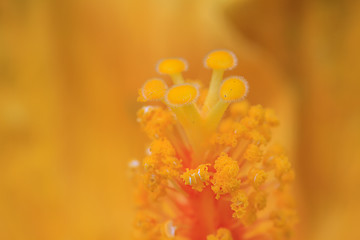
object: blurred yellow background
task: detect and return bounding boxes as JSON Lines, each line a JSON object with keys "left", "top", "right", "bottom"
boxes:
{"left": 1, "top": 0, "right": 359, "bottom": 239}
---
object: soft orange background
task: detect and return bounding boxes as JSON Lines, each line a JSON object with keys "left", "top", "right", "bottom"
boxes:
{"left": 1, "top": 0, "right": 359, "bottom": 239}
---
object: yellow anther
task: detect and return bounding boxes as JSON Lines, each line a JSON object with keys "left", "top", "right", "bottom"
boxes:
{"left": 280, "top": 169, "right": 295, "bottom": 184}
{"left": 207, "top": 228, "right": 233, "bottom": 240}
{"left": 270, "top": 210, "right": 288, "bottom": 228}
{"left": 161, "top": 220, "right": 177, "bottom": 238}
{"left": 220, "top": 76, "right": 248, "bottom": 102}
{"left": 212, "top": 132, "right": 238, "bottom": 147}
{"left": 181, "top": 164, "right": 210, "bottom": 192}
{"left": 159, "top": 156, "right": 182, "bottom": 178}
{"left": 244, "top": 130, "right": 267, "bottom": 146}
{"left": 249, "top": 191, "right": 267, "bottom": 211}
{"left": 248, "top": 168, "right": 267, "bottom": 189}
{"left": 139, "top": 78, "right": 168, "bottom": 102}
{"left": 218, "top": 118, "right": 234, "bottom": 133}
{"left": 263, "top": 144, "right": 285, "bottom": 167}
{"left": 204, "top": 50, "right": 237, "bottom": 70}
{"left": 248, "top": 105, "right": 265, "bottom": 123}
{"left": 230, "top": 191, "right": 249, "bottom": 219}
{"left": 229, "top": 100, "right": 250, "bottom": 117}
{"left": 137, "top": 106, "right": 175, "bottom": 139}
{"left": 241, "top": 207, "right": 257, "bottom": 226}
{"left": 157, "top": 58, "right": 187, "bottom": 84}
{"left": 150, "top": 138, "right": 176, "bottom": 157}
{"left": 233, "top": 122, "right": 247, "bottom": 136}
{"left": 143, "top": 155, "right": 158, "bottom": 171}
{"left": 165, "top": 84, "right": 199, "bottom": 107}
{"left": 264, "top": 108, "right": 280, "bottom": 126}
{"left": 240, "top": 116, "right": 259, "bottom": 129}
{"left": 274, "top": 156, "right": 292, "bottom": 179}
{"left": 211, "top": 152, "right": 240, "bottom": 199}
{"left": 134, "top": 212, "right": 157, "bottom": 234}
{"left": 243, "top": 144, "right": 263, "bottom": 163}
{"left": 143, "top": 173, "right": 166, "bottom": 199}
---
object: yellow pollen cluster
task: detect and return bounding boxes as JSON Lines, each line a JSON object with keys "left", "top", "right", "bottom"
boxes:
{"left": 133, "top": 50, "right": 297, "bottom": 240}
{"left": 264, "top": 108, "right": 280, "bottom": 126}
{"left": 206, "top": 228, "right": 233, "bottom": 240}
{"left": 230, "top": 191, "right": 249, "bottom": 219}
{"left": 137, "top": 106, "right": 175, "bottom": 139}
{"left": 181, "top": 164, "right": 210, "bottom": 191}
{"left": 134, "top": 213, "right": 180, "bottom": 240}
{"left": 249, "top": 191, "right": 267, "bottom": 211}
{"left": 211, "top": 152, "right": 240, "bottom": 199}
{"left": 243, "top": 144, "right": 263, "bottom": 163}
{"left": 143, "top": 138, "right": 182, "bottom": 198}
{"left": 248, "top": 168, "right": 267, "bottom": 189}
{"left": 229, "top": 101, "right": 250, "bottom": 117}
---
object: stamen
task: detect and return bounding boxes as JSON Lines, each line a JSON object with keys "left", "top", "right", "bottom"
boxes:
{"left": 138, "top": 78, "right": 168, "bottom": 102}
{"left": 162, "top": 220, "right": 177, "bottom": 238}
{"left": 206, "top": 228, "right": 233, "bottom": 240}
{"left": 157, "top": 58, "right": 188, "bottom": 84}
{"left": 203, "top": 50, "right": 237, "bottom": 113}
{"left": 206, "top": 76, "right": 249, "bottom": 132}
{"left": 181, "top": 164, "right": 210, "bottom": 191}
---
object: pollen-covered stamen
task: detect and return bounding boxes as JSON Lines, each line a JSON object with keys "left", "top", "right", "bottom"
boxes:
{"left": 248, "top": 168, "right": 267, "bottom": 190}
{"left": 206, "top": 76, "right": 249, "bottom": 133}
{"left": 230, "top": 191, "right": 249, "bottom": 219}
{"left": 138, "top": 78, "right": 168, "bottom": 102}
{"left": 207, "top": 228, "right": 234, "bottom": 240}
{"left": 211, "top": 152, "right": 241, "bottom": 199}
{"left": 181, "top": 164, "right": 211, "bottom": 191}
{"left": 157, "top": 58, "right": 188, "bottom": 84}
{"left": 203, "top": 50, "right": 237, "bottom": 113}
{"left": 161, "top": 220, "right": 177, "bottom": 238}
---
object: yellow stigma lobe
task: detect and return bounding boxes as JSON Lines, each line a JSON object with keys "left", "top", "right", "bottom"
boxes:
{"left": 140, "top": 78, "right": 167, "bottom": 101}
{"left": 205, "top": 50, "right": 237, "bottom": 70}
{"left": 157, "top": 58, "right": 187, "bottom": 84}
{"left": 165, "top": 84, "right": 199, "bottom": 107}
{"left": 220, "top": 77, "right": 248, "bottom": 102}
{"left": 157, "top": 58, "right": 187, "bottom": 75}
